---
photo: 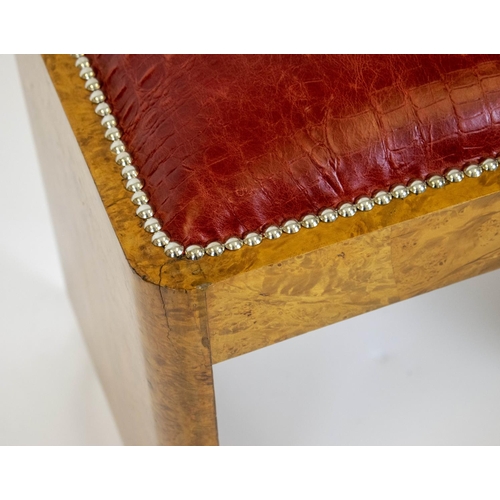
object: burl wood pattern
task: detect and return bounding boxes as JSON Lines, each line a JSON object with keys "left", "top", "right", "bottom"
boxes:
{"left": 138, "top": 286, "right": 218, "bottom": 445}
{"left": 18, "top": 55, "right": 218, "bottom": 445}
{"left": 392, "top": 193, "right": 500, "bottom": 299}
{"left": 207, "top": 185, "right": 500, "bottom": 362}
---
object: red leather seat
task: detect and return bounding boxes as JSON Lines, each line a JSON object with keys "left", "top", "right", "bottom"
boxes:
{"left": 89, "top": 54, "right": 500, "bottom": 247}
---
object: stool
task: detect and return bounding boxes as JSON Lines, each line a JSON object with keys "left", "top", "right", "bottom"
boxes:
{"left": 18, "top": 54, "right": 500, "bottom": 445}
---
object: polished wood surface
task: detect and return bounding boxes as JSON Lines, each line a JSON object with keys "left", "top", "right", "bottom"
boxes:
{"left": 138, "top": 286, "right": 218, "bottom": 445}
{"left": 18, "top": 55, "right": 218, "bottom": 445}
{"left": 21, "top": 54, "right": 500, "bottom": 444}
{"left": 207, "top": 188, "right": 500, "bottom": 362}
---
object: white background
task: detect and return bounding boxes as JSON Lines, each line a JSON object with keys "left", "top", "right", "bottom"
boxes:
{"left": 2, "top": 53, "right": 500, "bottom": 445}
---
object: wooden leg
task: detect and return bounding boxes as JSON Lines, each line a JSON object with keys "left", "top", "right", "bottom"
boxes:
{"left": 137, "top": 285, "right": 219, "bottom": 445}
{"left": 17, "top": 54, "right": 218, "bottom": 445}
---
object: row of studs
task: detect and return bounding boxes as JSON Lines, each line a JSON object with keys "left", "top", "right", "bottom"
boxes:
{"left": 196, "top": 160, "right": 498, "bottom": 259}
{"left": 72, "top": 55, "right": 499, "bottom": 261}
{"left": 72, "top": 54, "right": 178, "bottom": 255}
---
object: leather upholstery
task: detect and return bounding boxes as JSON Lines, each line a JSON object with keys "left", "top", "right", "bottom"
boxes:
{"left": 88, "top": 55, "right": 500, "bottom": 246}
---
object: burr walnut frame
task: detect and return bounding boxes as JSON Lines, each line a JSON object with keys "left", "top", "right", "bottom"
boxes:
{"left": 17, "top": 54, "right": 500, "bottom": 445}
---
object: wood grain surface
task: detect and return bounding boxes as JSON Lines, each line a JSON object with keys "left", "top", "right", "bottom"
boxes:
{"left": 18, "top": 55, "right": 218, "bottom": 445}
{"left": 207, "top": 188, "right": 500, "bottom": 362}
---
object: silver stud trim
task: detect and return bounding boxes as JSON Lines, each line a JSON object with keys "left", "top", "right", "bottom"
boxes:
{"left": 84, "top": 78, "right": 100, "bottom": 91}
{"left": 136, "top": 204, "right": 153, "bottom": 219}
{"left": 144, "top": 218, "right": 161, "bottom": 233}
{"left": 104, "top": 127, "right": 121, "bottom": 141}
{"left": 71, "top": 55, "right": 500, "bottom": 260}
{"left": 445, "top": 169, "right": 464, "bottom": 183}
{"left": 185, "top": 245, "right": 205, "bottom": 260}
{"left": 408, "top": 179, "right": 427, "bottom": 195}
{"left": 391, "top": 184, "right": 410, "bottom": 199}
{"left": 131, "top": 190, "right": 149, "bottom": 205}
{"left": 427, "top": 175, "right": 446, "bottom": 189}
{"left": 482, "top": 158, "right": 499, "bottom": 172}
{"left": 101, "top": 114, "right": 117, "bottom": 128}
{"left": 110, "top": 140, "right": 126, "bottom": 154}
{"left": 115, "top": 151, "right": 132, "bottom": 166}
{"left": 301, "top": 214, "right": 320, "bottom": 228}
{"left": 151, "top": 231, "right": 170, "bottom": 247}
{"left": 373, "top": 191, "right": 392, "bottom": 205}
{"left": 319, "top": 208, "right": 338, "bottom": 222}
{"left": 79, "top": 67, "right": 95, "bottom": 80}
{"left": 75, "top": 57, "right": 90, "bottom": 69}
{"left": 243, "top": 232, "right": 263, "bottom": 246}
{"left": 264, "top": 225, "right": 282, "bottom": 239}
{"left": 89, "top": 90, "right": 105, "bottom": 104}
{"left": 282, "top": 219, "right": 301, "bottom": 233}
{"left": 355, "top": 196, "right": 375, "bottom": 212}
{"left": 225, "top": 237, "right": 243, "bottom": 251}
{"left": 464, "top": 164, "right": 482, "bottom": 178}
{"left": 205, "top": 241, "right": 225, "bottom": 257}
{"left": 95, "top": 102, "right": 111, "bottom": 116}
{"left": 125, "top": 177, "right": 143, "bottom": 192}
{"left": 121, "top": 165, "right": 138, "bottom": 180}
{"left": 165, "top": 242, "right": 184, "bottom": 258}
{"left": 338, "top": 203, "right": 357, "bottom": 218}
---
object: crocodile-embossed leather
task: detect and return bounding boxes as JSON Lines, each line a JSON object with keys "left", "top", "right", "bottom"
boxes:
{"left": 88, "top": 54, "right": 500, "bottom": 246}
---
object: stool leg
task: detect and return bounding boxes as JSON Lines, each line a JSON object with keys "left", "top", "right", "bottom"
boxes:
{"left": 17, "top": 54, "right": 219, "bottom": 445}
{"left": 137, "top": 284, "right": 219, "bottom": 445}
